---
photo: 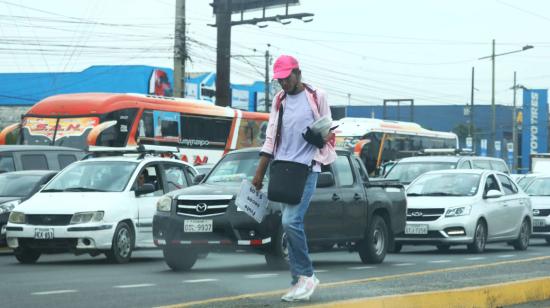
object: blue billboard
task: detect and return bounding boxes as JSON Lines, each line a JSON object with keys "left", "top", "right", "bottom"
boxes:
{"left": 521, "top": 89, "right": 548, "bottom": 171}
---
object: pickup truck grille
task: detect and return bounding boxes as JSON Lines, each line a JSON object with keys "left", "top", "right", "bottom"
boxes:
{"left": 26, "top": 214, "right": 72, "bottom": 226}
{"left": 176, "top": 195, "right": 233, "bottom": 218}
{"left": 407, "top": 208, "right": 445, "bottom": 221}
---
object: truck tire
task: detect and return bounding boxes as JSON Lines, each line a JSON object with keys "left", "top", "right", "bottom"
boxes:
{"left": 264, "top": 225, "right": 289, "bottom": 270}
{"left": 14, "top": 247, "right": 41, "bottom": 264}
{"left": 163, "top": 245, "right": 198, "bottom": 271}
{"left": 358, "top": 215, "right": 388, "bottom": 264}
{"left": 105, "top": 222, "right": 134, "bottom": 264}
{"left": 512, "top": 219, "right": 530, "bottom": 251}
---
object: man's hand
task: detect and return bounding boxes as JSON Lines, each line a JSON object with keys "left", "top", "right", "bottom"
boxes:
{"left": 251, "top": 174, "right": 264, "bottom": 191}
{"left": 302, "top": 127, "right": 324, "bottom": 149}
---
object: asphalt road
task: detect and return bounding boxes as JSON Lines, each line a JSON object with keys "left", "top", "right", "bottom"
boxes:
{"left": 1, "top": 240, "right": 549, "bottom": 308}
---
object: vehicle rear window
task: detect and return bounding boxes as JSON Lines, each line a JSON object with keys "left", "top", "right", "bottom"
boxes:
{"left": 385, "top": 161, "right": 456, "bottom": 184}
{"left": 21, "top": 154, "right": 48, "bottom": 170}
{"left": 491, "top": 161, "right": 509, "bottom": 174}
{"left": 473, "top": 160, "right": 492, "bottom": 170}
{"left": 58, "top": 154, "right": 78, "bottom": 169}
{"left": 0, "top": 155, "right": 15, "bottom": 172}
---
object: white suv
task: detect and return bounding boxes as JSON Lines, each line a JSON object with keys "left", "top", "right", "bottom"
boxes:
{"left": 6, "top": 155, "right": 197, "bottom": 264}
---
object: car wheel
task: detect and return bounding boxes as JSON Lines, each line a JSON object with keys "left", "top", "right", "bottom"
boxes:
{"left": 467, "top": 220, "right": 487, "bottom": 253}
{"left": 388, "top": 242, "right": 402, "bottom": 253}
{"left": 105, "top": 222, "right": 134, "bottom": 264}
{"left": 358, "top": 215, "right": 388, "bottom": 264}
{"left": 512, "top": 219, "right": 530, "bottom": 251}
{"left": 264, "top": 224, "right": 289, "bottom": 270}
{"left": 163, "top": 245, "right": 198, "bottom": 271}
{"left": 14, "top": 247, "right": 41, "bottom": 264}
{"left": 436, "top": 244, "right": 450, "bottom": 252}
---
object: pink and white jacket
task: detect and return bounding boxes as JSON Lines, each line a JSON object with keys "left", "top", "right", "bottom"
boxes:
{"left": 260, "top": 84, "right": 337, "bottom": 166}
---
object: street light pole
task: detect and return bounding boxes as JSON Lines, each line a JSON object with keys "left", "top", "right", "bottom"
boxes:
{"left": 479, "top": 40, "right": 534, "bottom": 157}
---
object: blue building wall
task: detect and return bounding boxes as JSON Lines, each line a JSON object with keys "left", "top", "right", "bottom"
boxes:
{"left": 0, "top": 65, "right": 174, "bottom": 106}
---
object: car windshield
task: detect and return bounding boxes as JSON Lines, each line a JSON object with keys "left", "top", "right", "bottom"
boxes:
{"left": 385, "top": 162, "right": 457, "bottom": 184}
{"left": 43, "top": 161, "right": 138, "bottom": 192}
{"left": 407, "top": 173, "right": 480, "bottom": 196}
{"left": 0, "top": 174, "right": 43, "bottom": 197}
{"left": 525, "top": 178, "right": 550, "bottom": 196}
{"left": 205, "top": 151, "right": 265, "bottom": 184}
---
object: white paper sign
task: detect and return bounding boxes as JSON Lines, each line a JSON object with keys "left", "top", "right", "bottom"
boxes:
{"left": 235, "top": 180, "right": 269, "bottom": 223}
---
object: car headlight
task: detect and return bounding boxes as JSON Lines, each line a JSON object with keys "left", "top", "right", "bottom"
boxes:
{"left": 445, "top": 205, "right": 472, "bottom": 217}
{"left": 8, "top": 211, "right": 26, "bottom": 224}
{"left": 157, "top": 196, "right": 173, "bottom": 212}
{"left": 70, "top": 211, "right": 104, "bottom": 224}
{"left": 0, "top": 200, "right": 21, "bottom": 214}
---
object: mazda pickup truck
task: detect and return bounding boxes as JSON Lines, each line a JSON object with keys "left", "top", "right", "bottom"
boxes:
{"left": 152, "top": 148, "right": 407, "bottom": 271}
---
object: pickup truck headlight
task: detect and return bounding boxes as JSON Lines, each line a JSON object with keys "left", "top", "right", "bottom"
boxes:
{"left": 0, "top": 200, "right": 21, "bottom": 214}
{"left": 445, "top": 205, "right": 472, "bottom": 217}
{"left": 157, "top": 196, "right": 173, "bottom": 212}
{"left": 70, "top": 211, "right": 104, "bottom": 224}
{"left": 8, "top": 211, "right": 26, "bottom": 224}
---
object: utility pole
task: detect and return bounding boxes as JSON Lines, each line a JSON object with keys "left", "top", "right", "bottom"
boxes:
{"left": 173, "top": 0, "right": 186, "bottom": 98}
{"left": 512, "top": 71, "right": 518, "bottom": 172}
{"left": 491, "top": 39, "right": 496, "bottom": 156}
{"left": 264, "top": 45, "right": 271, "bottom": 112}
{"left": 215, "top": 0, "right": 232, "bottom": 107}
{"left": 470, "top": 67, "right": 475, "bottom": 142}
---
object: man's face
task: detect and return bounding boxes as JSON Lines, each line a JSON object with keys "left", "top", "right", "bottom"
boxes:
{"left": 277, "top": 71, "right": 299, "bottom": 94}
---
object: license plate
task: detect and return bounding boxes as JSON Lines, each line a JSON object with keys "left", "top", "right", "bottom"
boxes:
{"left": 34, "top": 228, "right": 54, "bottom": 239}
{"left": 534, "top": 219, "right": 546, "bottom": 227}
{"left": 184, "top": 220, "right": 213, "bottom": 233}
{"left": 405, "top": 224, "right": 428, "bottom": 235}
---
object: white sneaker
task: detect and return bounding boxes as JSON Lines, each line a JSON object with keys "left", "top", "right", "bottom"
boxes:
{"left": 291, "top": 274, "right": 320, "bottom": 301}
{"left": 281, "top": 283, "right": 299, "bottom": 302}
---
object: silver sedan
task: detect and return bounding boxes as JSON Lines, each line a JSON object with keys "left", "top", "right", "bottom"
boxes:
{"left": 393, "top": 169, "right": 532, "bottom": 253}
{"left": 523, "top": 174, "right": 550, "bottom": 244}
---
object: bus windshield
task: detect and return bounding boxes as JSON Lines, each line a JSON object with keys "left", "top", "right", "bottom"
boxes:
{"left": 21, "top": 116, "right": 100, "bottom": 149}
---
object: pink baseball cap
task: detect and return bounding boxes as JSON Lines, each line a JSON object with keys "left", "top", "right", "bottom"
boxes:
{"left": 272, "top": 55, "right": 299, "bottom": 79}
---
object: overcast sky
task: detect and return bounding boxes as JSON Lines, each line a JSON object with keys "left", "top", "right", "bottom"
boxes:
{"left": 0, "top": 0, "right": 548, "bottom": 106}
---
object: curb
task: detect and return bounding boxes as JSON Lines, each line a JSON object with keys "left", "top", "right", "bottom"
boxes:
{"left": 302, "top": 276, "right": 550, "bottom": 308}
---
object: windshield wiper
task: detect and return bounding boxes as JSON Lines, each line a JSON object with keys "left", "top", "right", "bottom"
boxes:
{"left": 64, "top": 187, "right": 108, "bottom": 192}
{"left": 41, "top": 189, "right": 63, "bottom": 193}
{"left": 423, "top": 192, "right": 460, "bottom": 196}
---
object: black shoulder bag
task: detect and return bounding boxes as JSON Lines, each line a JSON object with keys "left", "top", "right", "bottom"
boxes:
{"left": 267, "top": 105, "right": 310, "bottom": 205}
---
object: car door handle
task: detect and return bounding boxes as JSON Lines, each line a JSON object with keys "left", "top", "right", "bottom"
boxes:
{"left": 353, "top": 193, "right": 362, "bottom": 201}
{"left": 332, "top": 194, "right": 341, "bottom": 201}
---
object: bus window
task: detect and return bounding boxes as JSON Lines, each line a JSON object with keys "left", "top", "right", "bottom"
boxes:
{"left": 180, "top": 115, "right": 232, "bottom": 149}
{"left": 236, "top": 119, "right": 267, "bottom": 148}
{"left": 95, "top": 109, "right": 138, "bottom": 147}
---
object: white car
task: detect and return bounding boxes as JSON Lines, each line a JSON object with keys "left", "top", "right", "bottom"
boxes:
{"left": 523, "top": 174, "right": 550, "bottom": 244}
{"left": 394, "top": 169, "right": 532, "bottom": 253}
{"left": 6, "top": 156, "right": 197, "bottom": 264}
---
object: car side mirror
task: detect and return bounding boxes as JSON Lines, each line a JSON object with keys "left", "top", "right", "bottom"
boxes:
{"left": 135, "top": 183, "right": 155, "bottom": 196}
{"left": 193, "top": 173, "right": 206, "bottom": 185}
{"left": 484, "top": 189, "right": 503, "bottom": 199}
{"left": 317, "top": 172, "right": 335, "bottom": 188}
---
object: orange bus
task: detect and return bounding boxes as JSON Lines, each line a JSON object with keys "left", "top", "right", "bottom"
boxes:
{"left": 0, "top": 93, "right": 269, "bottom": 165}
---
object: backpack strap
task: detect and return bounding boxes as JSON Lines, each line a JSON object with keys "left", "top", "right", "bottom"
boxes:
{"left": 274, "top": 104, "right": 284, "bottom": 151}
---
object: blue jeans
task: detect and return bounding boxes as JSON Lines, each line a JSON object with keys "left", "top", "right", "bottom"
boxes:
{"left": 281, "top": 171, "right": 319, "bottom": 284}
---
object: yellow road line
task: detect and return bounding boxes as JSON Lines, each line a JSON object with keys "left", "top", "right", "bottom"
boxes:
{"left": 303, "top": 276, "right": 550, "bottom": 308}
{"left": 158, "top": 255, "right": 550, "bottom": 308}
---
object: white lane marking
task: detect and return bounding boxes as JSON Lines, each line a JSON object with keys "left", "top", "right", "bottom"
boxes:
{"left": 314, "top": 269, "right": 329, "bottom": 273}
{"left": 392, "top": 263, "right": 415, "bottom": 267}
{"left": 466, "top": 257, "right": 485, "bottom": 261}
{"left": 429, "top": 260, "right": 451, "bottom": 264}
{"left": 32, "top": 290, "right": 78, "bottom": 295}
{"left": 245, "top": 273, "right": 279, "bottom": 279}
{"left": 498, "top": 255, "right": 515, "bottom": 258}
{"left": 183, "top": 279, "right": 218, "bottom": 283}
{"left": 113, "top": 283, "right": 156, "bottom": 289}
{"left": 348, "top": 266, "right": 375, "bottom": 270}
